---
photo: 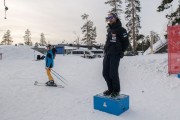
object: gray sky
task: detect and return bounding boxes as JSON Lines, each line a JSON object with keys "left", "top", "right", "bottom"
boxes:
{"left": 0, "top": 0, "right": 178, "bottom": 45}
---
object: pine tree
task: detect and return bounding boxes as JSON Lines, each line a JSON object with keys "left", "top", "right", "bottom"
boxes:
{"left": 137, "top": 34, "right": 145, "bottom": 41}
{"left": 1, "top": 30, "right": 13, "bottom": 45}
{"left": 125, "top": 0, "right": 141, "bottom": 54}
{"left": 35, "top": 42, "right": 39, "bottom": 47}
{"left": 136, "top": 34, "right": 145, "bottom": 51}
{"left": 39, "top": 33, "right": 47, "bottom": 46}
{"left": 157, "top": 0, "right": 180, "bottom": 25}
{"left": 144, "top": 35, "right": 151, "bottom": 51}
{"left": 24, "top": 29, "right": 32, "bottom": 46}
{"left": 105, "top": 0, "right": 123, "bottom": 18}
{"left": 81, "top": 13, "right": 97, "bottom": 49}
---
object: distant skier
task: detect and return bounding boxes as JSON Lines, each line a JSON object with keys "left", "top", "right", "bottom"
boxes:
{"left": 45, "top": 44, "right": 56, "bottom": 86}
{"left": 103, "top": 12, "right": 129, "bottom": 97}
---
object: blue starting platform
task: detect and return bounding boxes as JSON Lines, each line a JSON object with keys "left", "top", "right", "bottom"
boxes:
{"left": 94, "top": 93, "right": 129, "bottom": 116}
{"left": 178, "top": 74, "right": 180, "bottom": 78}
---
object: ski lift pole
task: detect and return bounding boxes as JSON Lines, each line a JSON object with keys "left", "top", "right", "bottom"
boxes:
{"left": 4, "top": 0, "right": 8, "bottom": 19}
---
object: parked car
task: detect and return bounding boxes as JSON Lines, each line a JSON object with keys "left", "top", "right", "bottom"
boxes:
{"left": 71, "top": 49, "right": 96, "bottom": 58}
{"left": 90, "top": 49, "right": 104, "bottom": 58}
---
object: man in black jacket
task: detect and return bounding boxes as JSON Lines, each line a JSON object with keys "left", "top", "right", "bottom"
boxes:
{"left": 103, "top": 13, "right": 129, "bottom": 97}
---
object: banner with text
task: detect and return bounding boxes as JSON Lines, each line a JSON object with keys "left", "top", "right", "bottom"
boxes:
{"left": 168, "top": 25, "right": 180, "bottom": 74}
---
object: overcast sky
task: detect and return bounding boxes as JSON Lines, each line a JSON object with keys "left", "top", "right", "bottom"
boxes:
{"left": 0, "top": 0, "right": 178, "bottom": 45}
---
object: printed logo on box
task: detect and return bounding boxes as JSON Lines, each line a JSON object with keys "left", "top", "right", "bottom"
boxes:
{"left": 103, "top": 102, "right": 107, "bottom": 108}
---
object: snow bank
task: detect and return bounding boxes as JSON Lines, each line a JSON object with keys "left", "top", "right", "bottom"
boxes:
{"left": 0, "top": 45, "right": 41, "bottom": 60}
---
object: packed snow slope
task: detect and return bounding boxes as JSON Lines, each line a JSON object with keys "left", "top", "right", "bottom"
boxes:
{"left": 0, "top": 45, "right": 180, "bottom": 120}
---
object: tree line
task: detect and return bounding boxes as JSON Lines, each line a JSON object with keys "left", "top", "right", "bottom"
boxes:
{"left": 0, "top": 29, "right": 47, "bottom": 46}
{"left": 1, "top": 0, "right": 178, "bottom": 52}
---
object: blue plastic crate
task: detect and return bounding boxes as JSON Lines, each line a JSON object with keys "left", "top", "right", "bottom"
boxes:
{"left": 178, "top": 74, "right": 180, "bottom": 78}
{"left": 94, "top": 93, "right": 129, "bottom": 116}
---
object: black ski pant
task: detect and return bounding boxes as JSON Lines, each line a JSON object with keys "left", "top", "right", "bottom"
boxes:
{"left": 103, "top": 54, "right": 121, "bottom": 93}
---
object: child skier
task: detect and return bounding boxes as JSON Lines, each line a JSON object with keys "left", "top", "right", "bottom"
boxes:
{"left": 45, "top": 44, "right": 56, "bottom": 86}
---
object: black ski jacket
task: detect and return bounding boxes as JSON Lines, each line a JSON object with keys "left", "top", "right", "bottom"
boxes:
{"left": 104, "top": 21, "right": 129, "bottom": 57}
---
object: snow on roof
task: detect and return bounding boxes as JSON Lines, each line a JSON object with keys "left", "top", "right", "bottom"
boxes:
{"left": 64, "top": 46, "right": 76, "bottom": 50}
{"left": 72, "top": 49, "right": 90, "bottom": 51}
{"left": 77, "top": 47, "right": 88, "bottom": 50}
{"left": 36, "top": 46, "right": 46, "bottom": 49}
{"left": 91, "top": 47, "right": 97, "bottom": 50}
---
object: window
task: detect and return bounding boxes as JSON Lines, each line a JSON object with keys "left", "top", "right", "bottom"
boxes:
{"left": 72, "top": 51, "right": 84, "bottom": 54}
{"left": 85, "top": 51, "right": 90, "bottom": 54}
{"left": 91, "top": 51, "right": 103, "bottom": 54}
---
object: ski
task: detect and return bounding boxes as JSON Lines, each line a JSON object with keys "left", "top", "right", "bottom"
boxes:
{"left": 34, "top": 81, "right": 64, "bottom": 88}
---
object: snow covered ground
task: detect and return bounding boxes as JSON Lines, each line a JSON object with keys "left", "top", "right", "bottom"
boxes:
{"left": 0, "top": 45, "right": 180, "bottom": 120}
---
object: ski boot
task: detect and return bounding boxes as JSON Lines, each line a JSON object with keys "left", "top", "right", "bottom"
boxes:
{"left": 110, "top": 92, "right": 119, "bottom": 98}
{"left": 103, "top": 90, "right": 112, "bottom": 96}
{"left": 46, "top": 80, "right": 56, "bottom": 86}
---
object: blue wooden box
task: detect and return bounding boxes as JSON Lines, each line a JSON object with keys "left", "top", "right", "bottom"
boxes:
{"left": 178, "top": 74, "right": 180, "bottom": 78}
{"left": 94, "top": 94, "right": 129, "bottom": 116}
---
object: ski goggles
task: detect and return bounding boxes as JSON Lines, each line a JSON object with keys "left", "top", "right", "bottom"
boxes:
{"left": 106, "top": 16, "right": 114, "bottom": 20}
